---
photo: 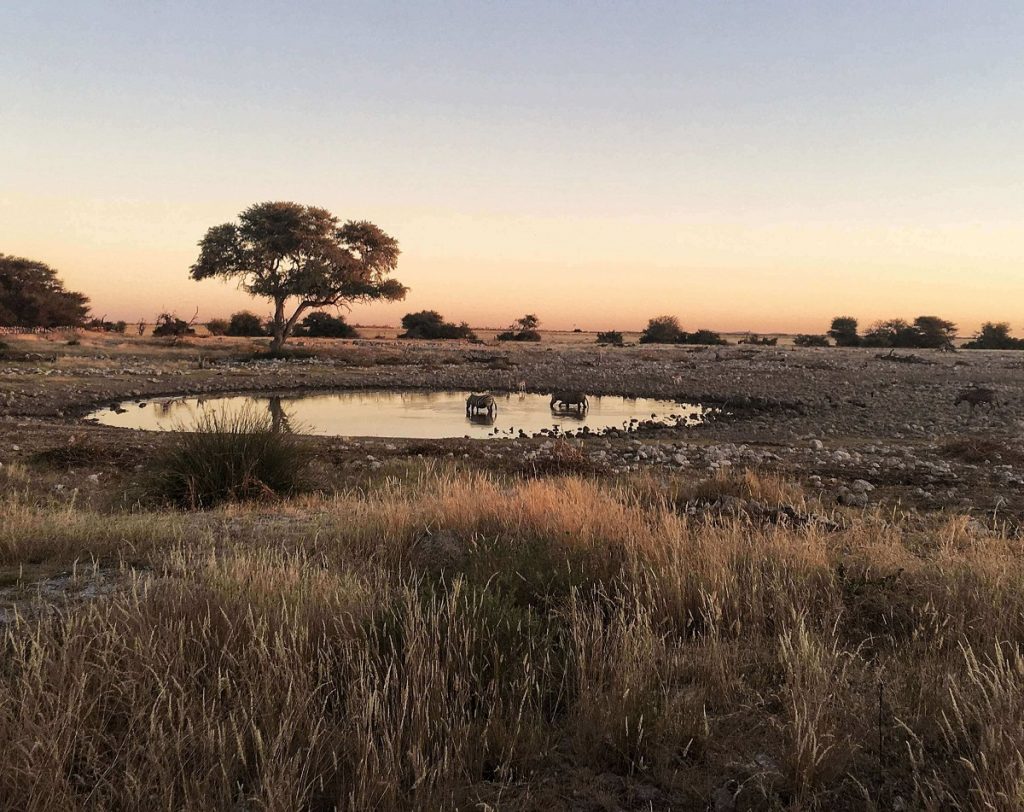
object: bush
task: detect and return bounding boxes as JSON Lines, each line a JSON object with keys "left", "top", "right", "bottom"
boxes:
{"left": 399, "top": 310, "right": 475, "bottom": 340}
{"left": 497, "top": 314, "right": 542, "bottom": 342}
{"left": 682, "top": 328, "right": 727, "bottom": 346}
{"left": 794, "top": 334, "right": 830, "bottom": 347}
{"left": 739, "top": 334, "right": 778, "bottom": 346}
{"left": 963, "top": 322, "right": 1024, "bottom": 350}
{"left": 86, "top": 318, "right": 127, "bottom": 333}
{"left": 639, "top": 317, "right": 726, "bottom": 345}
{"left": 293, "top": 311, "right": 359, "bottom": 338}
{"left": 205, "top": 318, "right": 229, "bottom": 336}
{"left": 152, "top": 313, "right": 196, "bottom": 337}
{"left": 225, "top": 311, "right": 266, "bottom": 337}
{"left": 149, "top": 406, "right": 311, "bottom": 508}
{"left": 596, "top": 330, "right": 624, "bottom": 346}
{"left": 638, "top": 315, "right": 683, "bottom": 344}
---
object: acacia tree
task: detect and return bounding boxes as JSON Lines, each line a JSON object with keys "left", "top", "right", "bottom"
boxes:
{"left": 190, "top": 202, "right": 406, "bottom": 351}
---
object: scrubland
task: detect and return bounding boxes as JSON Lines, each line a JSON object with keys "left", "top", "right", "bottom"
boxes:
{"left": 2, "top": 457, "right": 1023, "bottom": 810}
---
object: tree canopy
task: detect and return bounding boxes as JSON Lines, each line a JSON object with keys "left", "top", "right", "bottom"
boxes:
{"left": 0, "top": 255, "right": 90, "bottom": 328}
{"left": 190, "top": 202, "right": 406, "bottom": 350}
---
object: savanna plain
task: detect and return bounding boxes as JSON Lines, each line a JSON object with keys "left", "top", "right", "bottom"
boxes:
{"left": 2, "top": 330, "right": 1024, "bottom": 811}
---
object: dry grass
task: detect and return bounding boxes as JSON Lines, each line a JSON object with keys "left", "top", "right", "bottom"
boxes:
{"left": 1, "top": 467, "right": 1023, "bottom": 808}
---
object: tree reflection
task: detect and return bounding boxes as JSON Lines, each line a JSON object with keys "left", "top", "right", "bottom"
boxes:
{"left": 268, "top": 397, "right": 293, "bottom": 433}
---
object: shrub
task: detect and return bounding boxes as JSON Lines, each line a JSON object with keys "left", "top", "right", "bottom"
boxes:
{"left": 293, "top": 311, "right": 359, "bottom": 338}
{"left": 497, "top": 314, "right": 542, "bottom": 342}
{"left": 399, "top": 310, "right": 475, "bottom": 340}
{"left": 149, "top": 406, "right": 311, "bottom": 508}
{"left": 739, "top": 334, "right": 778, "bottom": 346}
{"left": 205, "top": 318, "right": 229, "bottom": 336}
{"left": 639, "top": 315, "right": 683, "bottom": 344}
{"left": 225, "top": 310, "right": 266, "bottom": 337}
{"left": 596, "top": 330, "right": 624, "bottom": 346}
{"left": 794, "top": 334, "right": 830, "bottom": 347}
{"left": 152, "top": 313, "right": 196, "bottom": 337}
{"left": 682, "top": 328, "right": 727, "bottom": 345}
{"left": 963, "top": 322, "right": 1024, "bottom": 350}
{"left": 639, "top": 317, "right": 726, "bottom": 345}
{"left": 86, "top": 318, "right": 127, "bottom": 333}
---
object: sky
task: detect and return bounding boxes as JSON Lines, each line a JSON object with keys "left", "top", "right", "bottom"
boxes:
{"left": 2, "top": 1, "right": 1022, "bottom": 333}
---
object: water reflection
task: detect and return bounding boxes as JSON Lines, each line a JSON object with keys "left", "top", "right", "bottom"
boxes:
{"left": 268, "top": 396, "right": 293, "bottom": 433}
{"left": 88, "top": 390, "right": 705, "bottom": 439}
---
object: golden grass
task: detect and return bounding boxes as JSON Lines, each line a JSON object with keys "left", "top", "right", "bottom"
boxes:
{"left": 0, "top": 468, "right": 1022, "bottom": 808}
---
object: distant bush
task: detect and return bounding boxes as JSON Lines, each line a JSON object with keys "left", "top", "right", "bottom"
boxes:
{"left": 794, "top": 334, "right": 830, "bottom": 347}
{"left": 150, "top": 407, "right": 310, "bottom": 508}
{"left": 399, "top": 310, "right": 475, "bottom": 340}
{"left": 206, "top": 318, "right": 229, "bottom": 336}
{"left": 293, "top": 311, "right": 359, "bottom": 338}
{"left": 596, "top": 330, "right": 624, "bottom": 346}
{"left": 638, "top": 315, "right": 683, "bottom": 344}
{"left": 497, "top": 313, "right": 541, "bottom": 342}
{"left": 152, "top": 313, "right": 196, "bottom": 337}
{"left": 739, "top": 334, "right": 778, "bottom": 346}
{"left": 683, "top": 329, "right": 727, "bottom": 346}
{"left": 225, "top": 311, "right": 266, "bottom": 337}
{"left": 638, "top": 316, "right": 725, "bottom": 345}
{"left": 86, "top": 318, "right": 127, "bottom": 333}
{"left": 963, "top": 322, "right": 1024, "bottom": 350}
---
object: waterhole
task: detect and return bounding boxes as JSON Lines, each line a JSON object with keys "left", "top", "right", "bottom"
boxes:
{"left": 87, "top": 390, "right": 706, "bottom": 439}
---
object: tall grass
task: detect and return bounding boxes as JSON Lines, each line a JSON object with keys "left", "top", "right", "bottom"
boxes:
{"left": 149, "top": 406, "right": 311, "bottom": 508}
{"left": 1, "top": 469, "right": 1023, "bottom": 808}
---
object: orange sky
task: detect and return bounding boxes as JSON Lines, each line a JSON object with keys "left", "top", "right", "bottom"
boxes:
{"left": 3, "top": 3, "right": 1023, "bottom": 335}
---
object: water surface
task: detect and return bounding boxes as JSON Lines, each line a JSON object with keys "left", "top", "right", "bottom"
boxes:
{"left": 87, "top": 390, "right": 704, "bottom": 439}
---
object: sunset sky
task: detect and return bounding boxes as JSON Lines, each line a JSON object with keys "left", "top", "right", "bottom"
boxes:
{"left": 3, "top": 1, "right": 1022, "bottom": 333}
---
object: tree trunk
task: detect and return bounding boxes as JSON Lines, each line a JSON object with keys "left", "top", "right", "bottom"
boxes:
{"left": 270, "top": 299, "right": 287, "bottom": 352}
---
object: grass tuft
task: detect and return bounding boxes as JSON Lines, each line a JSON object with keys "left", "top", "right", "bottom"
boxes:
{"left": 149, "top": 406, "right": 311, "bottom": 508}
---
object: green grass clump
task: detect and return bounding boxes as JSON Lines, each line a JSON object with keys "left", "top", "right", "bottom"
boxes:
{"left": 150, "top": 406, "right": 310, "bottom": 508}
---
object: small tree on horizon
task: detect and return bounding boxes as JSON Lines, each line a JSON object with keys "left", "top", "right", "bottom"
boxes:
{"left": 497, "top": 313, "right": 541, "bottom": 342}
{"left": 190, "top": 202, "right": 406, "bottom": 351}
{"left": 828, "top": 316, "right": 860, "bottom": 347}
{"left": 912, "top": 315, "right": 957, "bottom": 349}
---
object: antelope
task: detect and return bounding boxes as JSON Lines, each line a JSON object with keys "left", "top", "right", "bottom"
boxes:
{"left": 955, "top": 386, "right": 996, "bottom": 410}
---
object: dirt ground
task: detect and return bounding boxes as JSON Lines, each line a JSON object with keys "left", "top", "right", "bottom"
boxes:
{"left": 2, "top": 328, "right": 1023, "bottom": 520}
